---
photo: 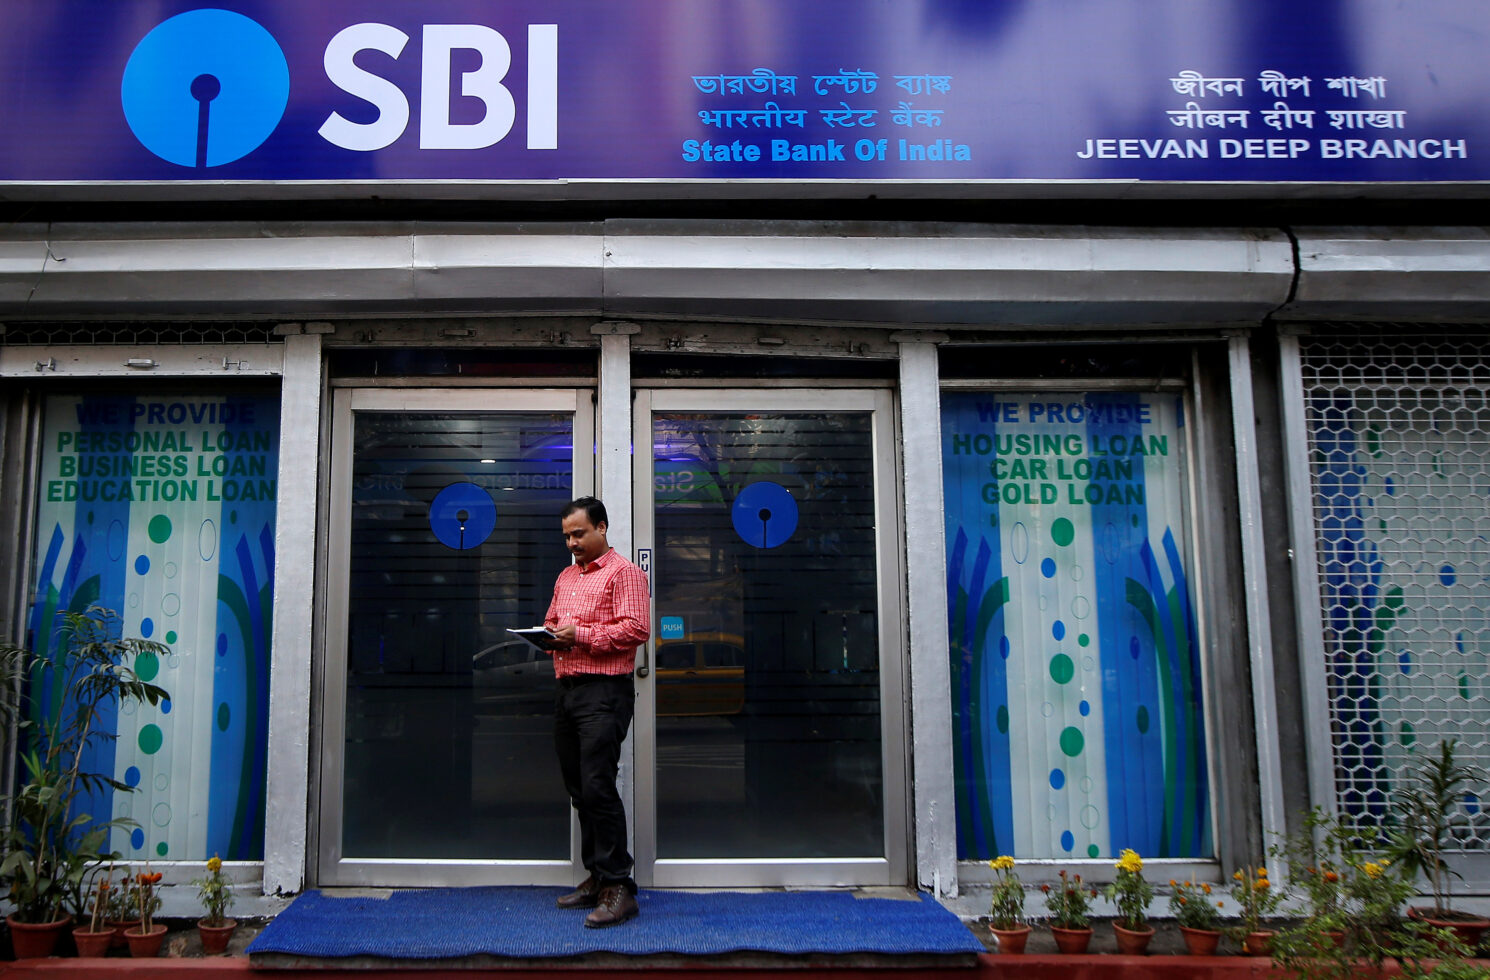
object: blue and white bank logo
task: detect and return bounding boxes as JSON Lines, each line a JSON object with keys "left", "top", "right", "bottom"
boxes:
{"left": 121, "top": 9, "right": 289, "bottom": 168}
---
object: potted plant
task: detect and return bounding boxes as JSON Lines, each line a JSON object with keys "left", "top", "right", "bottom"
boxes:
{"left": 0, "top": 607, "right": 169, "bottom": 958}
{"left": 72, "top": 867, "right": 116, "bottom": 957}
{"left": 105, "top": 864, "right": 140, "bottom": 947}
{"left": 1168, "top": 877, "right": 1224, "bottom": 955}
{"left": 1104, "top": 849, "right": 1155, "bottom": 954}
{"left": 192, "top": 854, "right": 237, "bottom": 954}
{"left": 1389, "top": 738, "right": 1490, "bottom": 949}
{"left": 1042, "top": 869, "right": 1097, "bottom": 953}
{"left": 124, "top": 867, "right": 165, "bottom": 957}
{"left": 1229, "top": 864, "right": 1282, "bottom": 954}
{"left": 985, "top": 856, "right": 1029, "bottom": 953}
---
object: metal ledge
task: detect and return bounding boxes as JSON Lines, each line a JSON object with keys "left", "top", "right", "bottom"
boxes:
{"left": 1282, "top": 227, "right": 1490, "bottom": 320}
{"left": 0, "top": 222, "right": 1298, "bottom": 325}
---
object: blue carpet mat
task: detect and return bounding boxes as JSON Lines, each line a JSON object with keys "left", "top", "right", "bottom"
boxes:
{"left": 247, "top": 887, "right": 984, "bottom": 959}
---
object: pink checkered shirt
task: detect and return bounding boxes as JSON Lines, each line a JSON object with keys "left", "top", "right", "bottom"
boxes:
{"left": 543, "top": 547, "right": 651, "bottom": 678}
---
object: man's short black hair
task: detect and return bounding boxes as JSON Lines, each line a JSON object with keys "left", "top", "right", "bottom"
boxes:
{"left": 561, "top": 496, "right": 608, "bottom": 528}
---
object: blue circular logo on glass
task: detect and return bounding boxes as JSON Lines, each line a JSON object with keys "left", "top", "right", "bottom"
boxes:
{"left": 121, "top": 9, "right": 289, "bottom": 168}
{"left": 429, "top": 482, "right": 498, "bottom": 551}
{"left": 731, "top": 481, "right": 799, "bottom": 549}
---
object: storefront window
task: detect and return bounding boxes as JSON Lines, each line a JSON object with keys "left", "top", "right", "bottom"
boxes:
{"left": 941, "top": 391, "right": 1211, "bottom": 860}
{"left": 27, "top": 392, "right": 279, "bottom": 861}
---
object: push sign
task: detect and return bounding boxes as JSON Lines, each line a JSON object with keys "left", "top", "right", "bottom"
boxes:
{"left": 659, "top": 617, "right": 684, "bottom": 640}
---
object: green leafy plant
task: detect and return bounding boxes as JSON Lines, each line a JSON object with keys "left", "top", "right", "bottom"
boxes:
{"left": 1168, "top": 877, "right": 1223, "bottom": 932}
{"left": 1271, "top": 806, "right": 1473, "bottom": 980}
{"left": 1103, "top": 849, "right": 1154, "bottom": 930}
{"left": 192, "top": 854, "right": 234, "bottom": 927}
{"left": 1042, "top": 869, "right": 1097, "bottom": 929}
{"left": 0, "top": 607, "right": 170, "bottom": 923}
{"left": 1229, "top": 863, "right": 1282, "bottom": 935}
{"left": 986, "top": 855, "right": 1025, "bottom": 929}
{"left": 1389, "top": 738, "right": 1488, "bottom": 919}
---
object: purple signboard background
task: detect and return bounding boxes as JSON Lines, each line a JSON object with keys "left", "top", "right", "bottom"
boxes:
{"left": 0, "top": 0, "right": 1485, "bottom": 186}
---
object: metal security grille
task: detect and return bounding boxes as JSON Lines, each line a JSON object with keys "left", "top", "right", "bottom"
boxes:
{"left": 1299, "top": 326, "right": 1490, "bottom": 859}
{"left": 1, "top": 322, "right": 281, "bottom": 345}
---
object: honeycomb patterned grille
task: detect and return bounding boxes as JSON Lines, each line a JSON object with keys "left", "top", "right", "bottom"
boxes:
{"left": 1, "top": 322, "right": 281, "bottom": 346}
{"left": 1300, "top": 326, "right": 1490, "bottom": 852}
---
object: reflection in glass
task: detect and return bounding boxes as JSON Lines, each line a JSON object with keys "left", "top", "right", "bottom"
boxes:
{"left": 343, "top": 413, "right": 573, "bottom": 859}
{"left": 652, "top": 413, "right": 883, "bottom": 859}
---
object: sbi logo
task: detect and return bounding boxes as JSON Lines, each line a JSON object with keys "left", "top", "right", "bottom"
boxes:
{"left": 121, "top": 8, "right": 558, "bottom": 168}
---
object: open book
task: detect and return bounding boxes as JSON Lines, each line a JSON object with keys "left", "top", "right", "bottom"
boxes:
{"left": 507, "top": 626, "right": 563, "bottom": 651}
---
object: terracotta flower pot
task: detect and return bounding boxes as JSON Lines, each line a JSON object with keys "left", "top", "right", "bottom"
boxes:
{"left": 197, "top": 917, "right": 238, "bottom": 955}
{"left": 989, "top": 923, "right": 1031, "bottom": 954}
{"left": 1050, "top": 924, "right": 1093, "bottom": 954}
{"left": 1411, "top": 907, "right": 1490, "bottom": 953}
{"left": 124, "top": 922, "right": 168, "bottom": 958}
{"left": 1179, "top": 925, "right": 1222, "bottom": 956}
{"left": 107, "top": 919, "right": 141, "bottom": 949}
{"left": 1243, "top": 929, "right": 1275, "bottom": 956}
{"left": 6, "top": 913, "right": 71, "bottom": 959}
{"left": 73, "top": 926, "right": 114, "bottom": 957}
{"left": 1113, "top": 922, "right": 1155, "bottom": 955}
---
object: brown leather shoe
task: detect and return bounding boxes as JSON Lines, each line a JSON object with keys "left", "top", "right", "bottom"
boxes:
{"left": 556, "top": 874, "right": 601, "bottom": 909}
{"left": 584, "top": 885, "right": 639, "bottom": 928}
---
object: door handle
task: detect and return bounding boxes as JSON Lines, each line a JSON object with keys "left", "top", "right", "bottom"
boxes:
{"left": 637, "top": 642, "right": 650, "bottom": 678}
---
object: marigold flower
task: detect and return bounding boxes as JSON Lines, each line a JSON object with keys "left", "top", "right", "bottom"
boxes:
{"left": 1233, "top": 870, "right": 1244, "bottom": 880}
{"left": 207, "top": 855, "right": 223, "bottom": 873}
{"left": 1257, "top": 867, "right": 1268, "bottom": 878}
{"left": 1115, "top": 849, "right": 1143, "bottom": 873}
{"left": 1363, "top": 862, "right": 1383, "bottom": 879}
{"left": 1324, "top": 870, "right": 1339, "bottom": 883}
{"left": 1201, "top": 883, "right": 1212, "bottom": 894}
{"left": 1169, "top": 879, "right": 1178, "bottom": 887}
{"left": 1041, "top": 884, "right": 1051, "bottom": 893}
{"left": 1255, "top": 879, "right": 1270, "bottom": 890}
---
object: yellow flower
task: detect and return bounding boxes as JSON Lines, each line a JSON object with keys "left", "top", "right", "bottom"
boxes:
{"left": 1363, "top": 862, "right": 1383, "bottom": 879}
{"left": 1255, "top": 879, "right": 1270, "bottom": 891}
{"left": 1233, "top": 870, "right": 1244, "bottom": 881}
{"left": 1257, "top": 867, "right": 1268, "bottom": 878}
{"left": 1115, "top": 848, "right": 1143, "bottom": 873}
{"left": 206, "top": 855, "right": 222, "bottom": 873}
{"left": 990, "top": 855, "right": 1016, "bottom": 871}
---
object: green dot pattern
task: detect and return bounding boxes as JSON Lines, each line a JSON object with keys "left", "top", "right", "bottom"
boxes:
{"left": 147, "top": 514, "right": 172, "bottom": 544}
{"left": 138, "top": 724, "right": 163, "bottom": 755}
{"left": 1059, "top": 726, "right": 1084, "bottom": 757}
{"left": 1051, "top": 518, "right": 1075, "bottom": 547}
{"left": 156, "top": 842, "right": 169, "bottom": 857}
{"left": 1077, "top": 633, "right": 1090, "bottom": 647}
{"left": 135, "top": 651, "right": 159, "bottom": 682}
{"left": 1050, "top": 654, "right": 1075, "bottom": 684}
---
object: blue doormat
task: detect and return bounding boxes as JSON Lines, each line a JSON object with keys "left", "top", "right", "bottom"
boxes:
{"left": 247, "top": 887, "right": 984, "bottom": 960}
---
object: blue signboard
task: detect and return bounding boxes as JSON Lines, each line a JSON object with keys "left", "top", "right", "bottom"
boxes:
{"left": 0, "top": 1, "right": 1484, "bottom": 189}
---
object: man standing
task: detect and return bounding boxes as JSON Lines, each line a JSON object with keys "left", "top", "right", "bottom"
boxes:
{"left": 544, "top": 496, "right": 650, "bottom": 928}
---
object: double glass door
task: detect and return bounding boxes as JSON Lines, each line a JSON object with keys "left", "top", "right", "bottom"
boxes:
{"left": 319, "top": 386, "right": 903, "bottom": 888}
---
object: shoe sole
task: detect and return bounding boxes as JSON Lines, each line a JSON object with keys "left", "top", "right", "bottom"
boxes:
{"left": 557, "top": 898, "right": 600, "bottom": 909}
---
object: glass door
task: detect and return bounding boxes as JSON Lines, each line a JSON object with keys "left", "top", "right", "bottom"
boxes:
{"left": 319, "top": 388, "right": 592, "bottom": 886}
{"left": 632, "top": 388, "right": 907, "bottom": 887}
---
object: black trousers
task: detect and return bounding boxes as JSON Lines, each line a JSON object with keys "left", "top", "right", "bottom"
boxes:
{"left": 554, "top": 673, "right": 636, "bottom": 893}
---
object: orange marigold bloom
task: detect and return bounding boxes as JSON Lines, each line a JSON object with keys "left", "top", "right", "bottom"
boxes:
{"left": 1324, "top": 870, "right": 1339, "bottom": 883}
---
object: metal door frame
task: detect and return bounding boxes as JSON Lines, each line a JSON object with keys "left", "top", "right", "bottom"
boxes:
{"left": 317, "top": 386, "right": 594, "bottom": 887}
{"left": 630, "top": 387, "right": 907, "bottom": 888}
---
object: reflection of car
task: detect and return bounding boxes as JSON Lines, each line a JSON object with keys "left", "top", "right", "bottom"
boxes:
{"left": 654, "top": 633, "right": 745, "bottom": 717}
{"left": 472, "top": 639, "right": 555, "bottom": 713}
